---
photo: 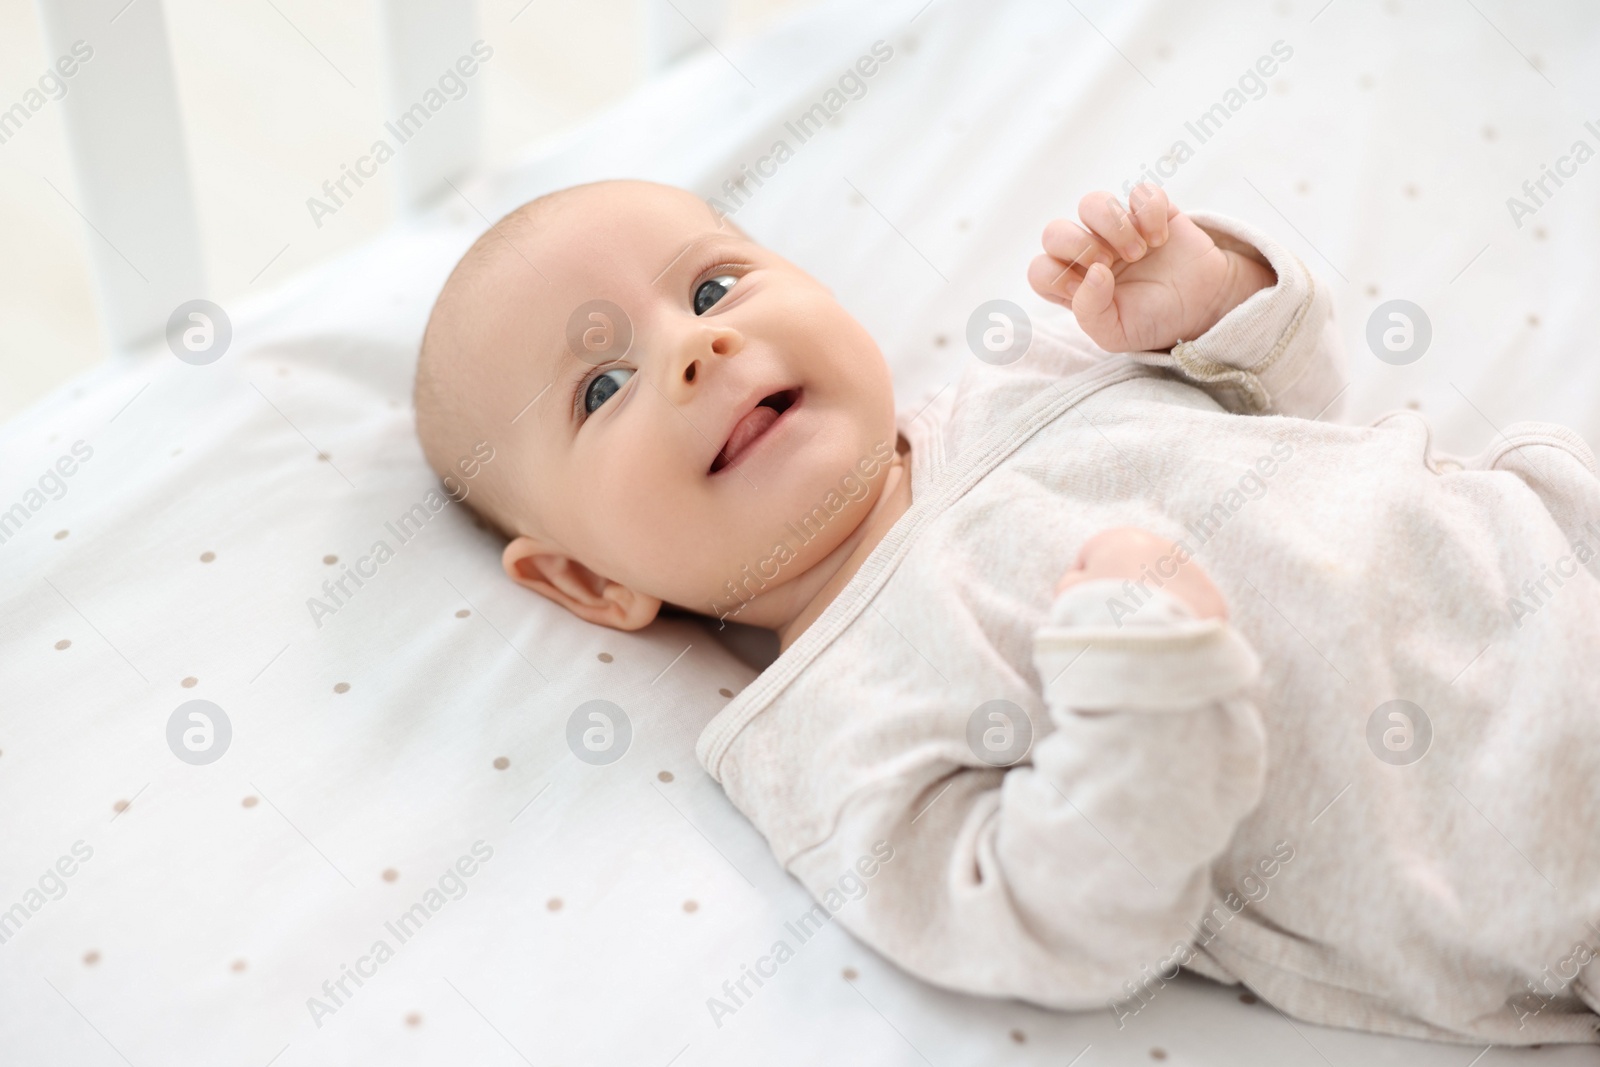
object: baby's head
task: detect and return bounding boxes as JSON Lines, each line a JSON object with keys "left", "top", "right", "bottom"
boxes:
{"left": 415, "top": 180, "right": 901, "bottom": 632}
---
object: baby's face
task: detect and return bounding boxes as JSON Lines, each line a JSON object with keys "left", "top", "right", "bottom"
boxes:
{"left": 460, "top": 181, "right": 898, "bottom": 625}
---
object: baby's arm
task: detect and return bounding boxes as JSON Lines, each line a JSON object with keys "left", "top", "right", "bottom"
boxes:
{"left": 1029, "top": 187, "right": 1348, "bottom": 421}
{"left": 784, "top": 532, "right": 1265, "bottom": 1008}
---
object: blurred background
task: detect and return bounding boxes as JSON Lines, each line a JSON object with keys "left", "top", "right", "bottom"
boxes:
{"left": 0, "top": 0, "right": 807, "bottom": 421}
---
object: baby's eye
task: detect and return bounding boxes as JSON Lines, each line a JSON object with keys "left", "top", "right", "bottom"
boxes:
{"left": 694, "top": 273, "right": 739, "bottom": 315}
{"left": 583, "top": 367, "right": 634, "bottom": 414}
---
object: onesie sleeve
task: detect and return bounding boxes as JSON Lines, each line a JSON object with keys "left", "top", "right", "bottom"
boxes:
{"left": 1124, "top": 210, "right": 1349, "bottom": 422}
{"left": 781, "top": 578, "right": 1268, "bottom": 1009}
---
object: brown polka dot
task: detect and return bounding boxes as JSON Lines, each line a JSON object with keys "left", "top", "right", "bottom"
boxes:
{"left": 1405, "top": 399, "right": 1421, "bottom": 410}
{"left": 455, "top": 609, "right": 470, "bottom": 618}
{"left": 406, "top": 1012, "right": 422, "bottom": 1027}
{"left": 317, "top": 452, "right": 330, "bottom": 462}
{"left": 1151, "top": 1050, "right": 1168, "bottom": 1061}
{"left": 278, "top": 366, "right": 289, "bottom": 376}
{"left": 718, "top": 687, "right": 733, "bottom": 698}
{"left": 333, "top": 682, "right": 350, "bottom": 694}
{"left": 1296, "top": 180, "right": 1309, "bottom": 194}
{"left": 682, "top": 900, "right": 698, "bottom": 913}
{"left": 1272, "top": 79, "right": 1289, "bottom": 94}
{"left": 658, "top": 770, "right": 674, "bottom": 783}
{"left": 182, "top": 677, "right": 198, "bottom": 688}
{"left": 112, "top": 799, "right": 128, "bottom": 813}
{"left": 842, "top": 967, "right": 858, "bottom": 980}
{"left": 1359, "top": 74, "right": 1375, "bottom": 89}
{"left": 1534, "top": 226, "right": 1548, "bottom": 241}
{"left": 597, "top": 652, "right": 613, "bottom": 663}
{"left": 1009, "top": 1028, "right": 1026, "bottom": 1044}
{"left": 1239, "top": 991, "right": 1259, "bottom": 1004}
{"left": 55, "top": 639, "right": 71, "bottom": 650}
{"left": 1403, "top": 184, "right": 1419, "bottom": 198}
{"left": 1155, "top": 44, "right": 1171, "bottom": 60}
{"left": 1482, "top": 125, "right": 1496, "bottom": 140}
{"left": 546, "top": 897, "right": 563, "bottom": 911}
{"left": 382, "top": 868, "right": 398, "bottom": 882}
{"left": 83, "top": 950, "right": 100, "bottom": 966}
{"left": 493, "top": 756, "right": 510, "bottom": 770}
{"left": 54, "top": 529, "right": 69, "bottom": 540}
{"left": 200, "top": 551, "right": 215, "bottom": 563}
{"left": 242, "top": 796, "right": 258, "bottom": 808}
{"left": 1365, "top": 284, "right": 1379, "bottom": 297}
{"left": 934, "top": 334, "right": 948, "bottom": 347}
{"left": 323, "top": 554, "right": 338, "bottom": 565}
{"left": 1528, "top": 314, "right": 1540, "bottom": 327}
{"left": 231, "top": 959, "right": 247, "bottom": 972}
{"left": 957, "top": 218, "right": 969, "bottom": 230}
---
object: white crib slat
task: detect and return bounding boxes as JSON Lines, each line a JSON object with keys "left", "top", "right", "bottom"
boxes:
{"left": 34, "top": 0, "right": 205, "bottom": 353}
{"left": 375, "top": 0, "right": 483, "bottom": 214}
{"left": 642, "top": 0, "right": 732, "bottom": 75}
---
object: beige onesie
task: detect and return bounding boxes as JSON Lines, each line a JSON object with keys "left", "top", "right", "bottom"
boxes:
{"left": 695, "top": 212, "right": 1600, "bottom": 1045}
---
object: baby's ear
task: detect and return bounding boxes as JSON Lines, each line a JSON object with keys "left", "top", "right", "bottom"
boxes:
{"left": 501, "top": 536, "right": 661, "bottom": 631}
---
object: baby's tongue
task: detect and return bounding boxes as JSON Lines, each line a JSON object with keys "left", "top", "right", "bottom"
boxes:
{"left": 722, "top": 405, "right": 780, "bottom": 466}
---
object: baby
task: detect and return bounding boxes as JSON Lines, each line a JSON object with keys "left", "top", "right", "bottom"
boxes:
{"left": 415, "top": 179, "right": 1600, "bottom": 1046}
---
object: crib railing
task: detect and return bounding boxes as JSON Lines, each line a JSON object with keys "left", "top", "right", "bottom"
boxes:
{"left": 33, "top": 0, "right": 731, "bottom": 352}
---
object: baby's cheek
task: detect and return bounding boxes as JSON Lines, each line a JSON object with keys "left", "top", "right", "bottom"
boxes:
{"left": 611, "top": 452, "right": 710, "bottom": 559}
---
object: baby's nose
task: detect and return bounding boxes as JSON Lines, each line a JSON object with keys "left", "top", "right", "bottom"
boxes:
{"left": 672, "top": 324, "right": 743, "bottom": 389}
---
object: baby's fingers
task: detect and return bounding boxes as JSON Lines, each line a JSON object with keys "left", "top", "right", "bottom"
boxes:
{"left": 1054, "top": 566, "right": 1096, "bottom": 595}
{"left": 1078, "top": 192, "right": 1147, "bottom": 262}
{"left": 1126, "top": 182, "right": 1174, "bottom": 248}
{"left": 1040, "top": 218, "right": 1118, "bottom": 276}
{"left": 1028, "top": 253, "right": 1078, "bottom": 304}
{"left": 1071, "top": 262, "right": 1127, "bottom": 350}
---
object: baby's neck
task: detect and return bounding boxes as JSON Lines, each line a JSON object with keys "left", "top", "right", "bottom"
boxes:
{"left": 729, "top": 437, "right": 914, "bottom": 654}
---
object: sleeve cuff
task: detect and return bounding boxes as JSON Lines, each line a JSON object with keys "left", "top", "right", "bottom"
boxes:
{"left": 1130, "top": 210, "right": 1343, "bottom": 419}
{"left": 1033, "top": 578, "right": 1261, "bottom": 712}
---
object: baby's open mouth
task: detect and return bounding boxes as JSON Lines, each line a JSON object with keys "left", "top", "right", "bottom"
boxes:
{"left": 710, "top": 387, "right": 802, "bottom": 474}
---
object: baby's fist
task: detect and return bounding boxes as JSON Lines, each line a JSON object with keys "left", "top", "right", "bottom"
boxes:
{"left": 1027, "top": 186, "right": 1275, "bottom": 354}
{"left": 1055, "top": 526, "right": 1228, "bottom": 622}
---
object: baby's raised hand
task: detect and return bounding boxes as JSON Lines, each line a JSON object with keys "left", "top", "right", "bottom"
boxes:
{"left": 1054, "top": 526, "right": 1228, "bottom": 622}
{"left": 1027, "top": 186, "right": 1275, "bottom": 354}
